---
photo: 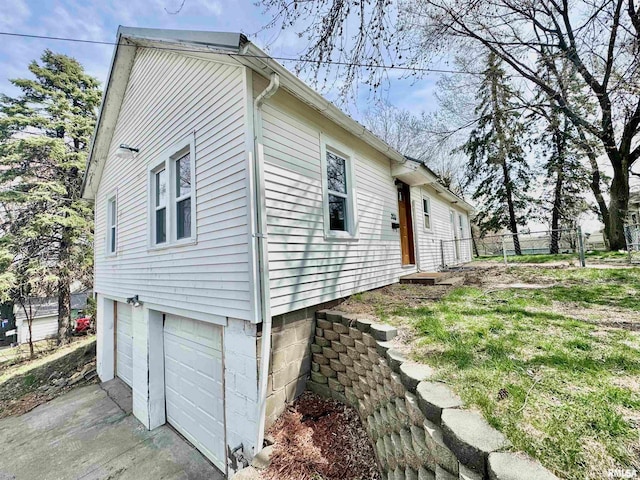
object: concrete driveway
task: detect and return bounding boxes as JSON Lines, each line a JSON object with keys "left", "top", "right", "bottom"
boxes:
{"left": 0, "top": 380, "right": 225, "bottom": 480}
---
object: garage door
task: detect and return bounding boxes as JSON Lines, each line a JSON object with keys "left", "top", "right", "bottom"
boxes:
{"left": 164, "top": 314, "right": 225, "bottom": 470}
{"left": 19, "top": 316, "right": 58, "bottom": 343}
{"left": 116, "top": 302, "right": 133, "bottom": 388}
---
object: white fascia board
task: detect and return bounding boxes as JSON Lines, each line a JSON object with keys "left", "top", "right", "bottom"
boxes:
{"left": 81, "top": 34, "right": 137, "bottom": 200}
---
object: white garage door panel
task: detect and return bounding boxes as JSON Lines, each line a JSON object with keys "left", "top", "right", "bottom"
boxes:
{"left": 116, "top": 303, "right": 133, "bottom": 388}
{"left": 164, "top": 314, "right": 225, "bottom": 470}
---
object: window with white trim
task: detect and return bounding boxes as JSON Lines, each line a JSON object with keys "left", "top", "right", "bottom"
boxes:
{"left": 327, "top": 150, "right": 349, "bottom": 232}
{"left": 149, "top": 135, "right": 196, "bottom": 248}
{"left": 422, "top": 196, "right": 432, "bottom": 230}
{"left": 321, "top": 139, "right": 358, "bottom": 239}
{"left": 153, "top": 166, "right": 167, "bottom": 244}
{"left": 174, "top": 151, "right": 192, "bottom": 240}
{"left": 106, "top": 196, "right": 117, "bottom": 254}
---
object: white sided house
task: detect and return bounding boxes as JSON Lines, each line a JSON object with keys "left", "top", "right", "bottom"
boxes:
{"left": 82, "top": 27, "right": 473, "bottom": 477}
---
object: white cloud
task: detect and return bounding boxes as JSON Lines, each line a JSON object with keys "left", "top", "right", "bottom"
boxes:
{"left": 0, "top": 0, "right": 30, "bottom": 30}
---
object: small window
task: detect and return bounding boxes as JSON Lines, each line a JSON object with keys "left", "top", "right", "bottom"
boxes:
{"left": 107, "top": 196, "right": 117, "bottom": 254}
{"left": 154, "top": 168, "right": 167, "bottom": 244}
{"left": 422, "top": 197, "right": 431, "bottom": 230}
{"left": 459, "top": 214, "right": 465, "bottom": 238}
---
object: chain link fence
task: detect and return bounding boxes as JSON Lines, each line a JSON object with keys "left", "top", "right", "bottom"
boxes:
{"left": 624, "top": 224, "right": 640, "bottom": 264}
{"left": 436, "top": 227, "right": 586, "bottom": 269}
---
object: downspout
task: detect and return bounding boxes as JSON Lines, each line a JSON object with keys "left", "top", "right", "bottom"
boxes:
{"left": 254, "top": 73, "right": 280, "bottom": 452}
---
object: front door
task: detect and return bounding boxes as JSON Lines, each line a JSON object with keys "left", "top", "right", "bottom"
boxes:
{"left": 397, "top": 182, "right": 415, "bottom": 265}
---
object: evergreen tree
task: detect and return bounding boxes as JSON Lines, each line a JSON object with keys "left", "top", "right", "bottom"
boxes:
{"left": 463, "top": 52, "right": 531, "bottom": 255}
{"left": 537, "top": 107, "right": 590, "bottom": 253}
{"left": 0, "top": 50, "right": 101, "bottom": 344}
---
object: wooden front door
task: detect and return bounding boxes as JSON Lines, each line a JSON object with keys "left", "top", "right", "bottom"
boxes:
{"left": 397, "top": 182, "right": 415, "bottom": 265}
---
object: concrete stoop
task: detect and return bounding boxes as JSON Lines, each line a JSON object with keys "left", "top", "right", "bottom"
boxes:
{"left": 306, "top": 310, "right": 559, "bottom": 480}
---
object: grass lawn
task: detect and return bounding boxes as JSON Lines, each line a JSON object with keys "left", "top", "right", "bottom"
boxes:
{"left": 340, "top": 267, "right": 640, "bottom": 480}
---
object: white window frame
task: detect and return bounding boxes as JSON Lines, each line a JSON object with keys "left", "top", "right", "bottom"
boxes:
{"left": 148, "top": 134, "right": 197, "bottom": 250}
{"left": 320, "top": 135, "right": 358, "bottom": 240}
{"left": 151, "top": 164, "right": 168, "bottom": 246}
{"left": 422, "top": 195, "right": 432, "bottom": 232}
{"left": 171, "top": 146, "right": 195, "bottom": 241}
{"left": 458, "top": 213, "right": 466, "bottom": 239}
{"left": 105, "top": 191, "right": 118, "bottom": 256}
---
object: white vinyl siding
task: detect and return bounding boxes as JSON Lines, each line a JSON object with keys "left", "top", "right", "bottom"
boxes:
{"left": 94, "top": 49, "right": 253, "bottom": 321}
{"left": 256, "top": 74, "right": 414, "bottom": 316}
{"left": 412, "top": 185, "right": 472, "bottom": 270}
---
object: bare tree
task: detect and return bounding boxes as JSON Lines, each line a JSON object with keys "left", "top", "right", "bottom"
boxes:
{"left": 260, "top": 0, "right": 640, "bottom": 249}
{"left": 363, "top": 101, "right": 431, "bottom": 159}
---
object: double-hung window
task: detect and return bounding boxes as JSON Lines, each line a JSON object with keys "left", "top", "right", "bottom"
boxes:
{"left": 106, "top": 195, "right": 117, "bottom": 255}
{"left": 175, "top": 152, "right": 192, "bottom": 240}
{"left": 327, "top": 151, "right": 349, "bottom": 232}
{"left": 153, "top": 167, "right": 167, "bottom": 244}
{"left": 422, "top": 196, "right": 432, "bottom": 231}
{"left": 321, "top": 138, "right": 358, "bottom": 239}
{"left": 149, "top": 135, "right": 196, "bottom": 248}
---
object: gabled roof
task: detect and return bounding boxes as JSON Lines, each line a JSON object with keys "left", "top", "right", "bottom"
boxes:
{"left": 81, "top": 26, "right": 472, "bottom": 212}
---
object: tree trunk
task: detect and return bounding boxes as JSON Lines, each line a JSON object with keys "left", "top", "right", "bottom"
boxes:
{"left": 608, "top": 164, "right": 630, "bottom": 251}
{"left": 574, "top": 125, "right": 610, "bottom": 244}
{"left": 550, "top": 126, "right": 565, "bottom": 255}
{"left": 471, "top": 229, "right": 479, "bottom": 257}
{"left": 58, "top": 227, "right": 72, "bottom": 345}
{"left": 20, "top": 300, "right": 35, "bottom": 359}
{"left": 488, "top": 53, "right": 522, "bottom": 255}
{"left": 501, "top": 160, "right": 522, "bottom": 255}
{"left": 550, "top": 166, "right": 563, "bottom": 254}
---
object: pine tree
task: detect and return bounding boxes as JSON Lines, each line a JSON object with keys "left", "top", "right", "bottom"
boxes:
{"left": 537, "top": 108, "right": 590, "bottom": 253}
{"left": 0, "top": 50, "right": 101, "bottom": 344}
{"left": 463, "top": 52, "right": 531, "bottom": 255}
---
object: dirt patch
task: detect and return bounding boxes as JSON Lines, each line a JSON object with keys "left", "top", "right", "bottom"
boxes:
{"left": 263, "top": 392, "right": 380, "bottom": 480}
{"left": 536, "top": 301, "right": 640, "bottom": 331}
{"left": 0, "top": 339, "right": 97, "bottom": 418}
{"left": 337, "top": 283, "right": 451, "bottom": 318}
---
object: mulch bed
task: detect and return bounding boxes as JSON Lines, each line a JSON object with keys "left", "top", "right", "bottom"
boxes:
{"left": 263, "top": 392, "right": 381, "bottom": 480}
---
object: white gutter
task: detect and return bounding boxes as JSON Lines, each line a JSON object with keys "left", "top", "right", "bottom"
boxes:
{"left": 254, "top": 72, "right": 280, "bottom": 452}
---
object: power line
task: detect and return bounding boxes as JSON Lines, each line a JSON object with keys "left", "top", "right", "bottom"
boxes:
{"left": 0, "top": 30, "right": 481, "bottom": 76}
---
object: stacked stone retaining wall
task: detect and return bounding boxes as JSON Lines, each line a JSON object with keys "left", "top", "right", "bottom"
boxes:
{"left": 307, "top": 310, "right": 559, "bottom": 480}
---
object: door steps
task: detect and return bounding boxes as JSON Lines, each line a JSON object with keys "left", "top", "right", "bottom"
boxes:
{"left": 399, "top": 272, "right": 465, "bottom": 287}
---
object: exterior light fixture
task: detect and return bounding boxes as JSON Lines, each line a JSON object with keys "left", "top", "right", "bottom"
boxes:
{"left": 126, "top": 295, "right": 142, "bottom": 308}
{"left": 115, "top": 144, "right": 140, "bottom": 159}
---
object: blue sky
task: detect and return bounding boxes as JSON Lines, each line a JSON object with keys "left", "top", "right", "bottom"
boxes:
{"left": 0, "top": 0, "right": 440, "bottom": 120}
